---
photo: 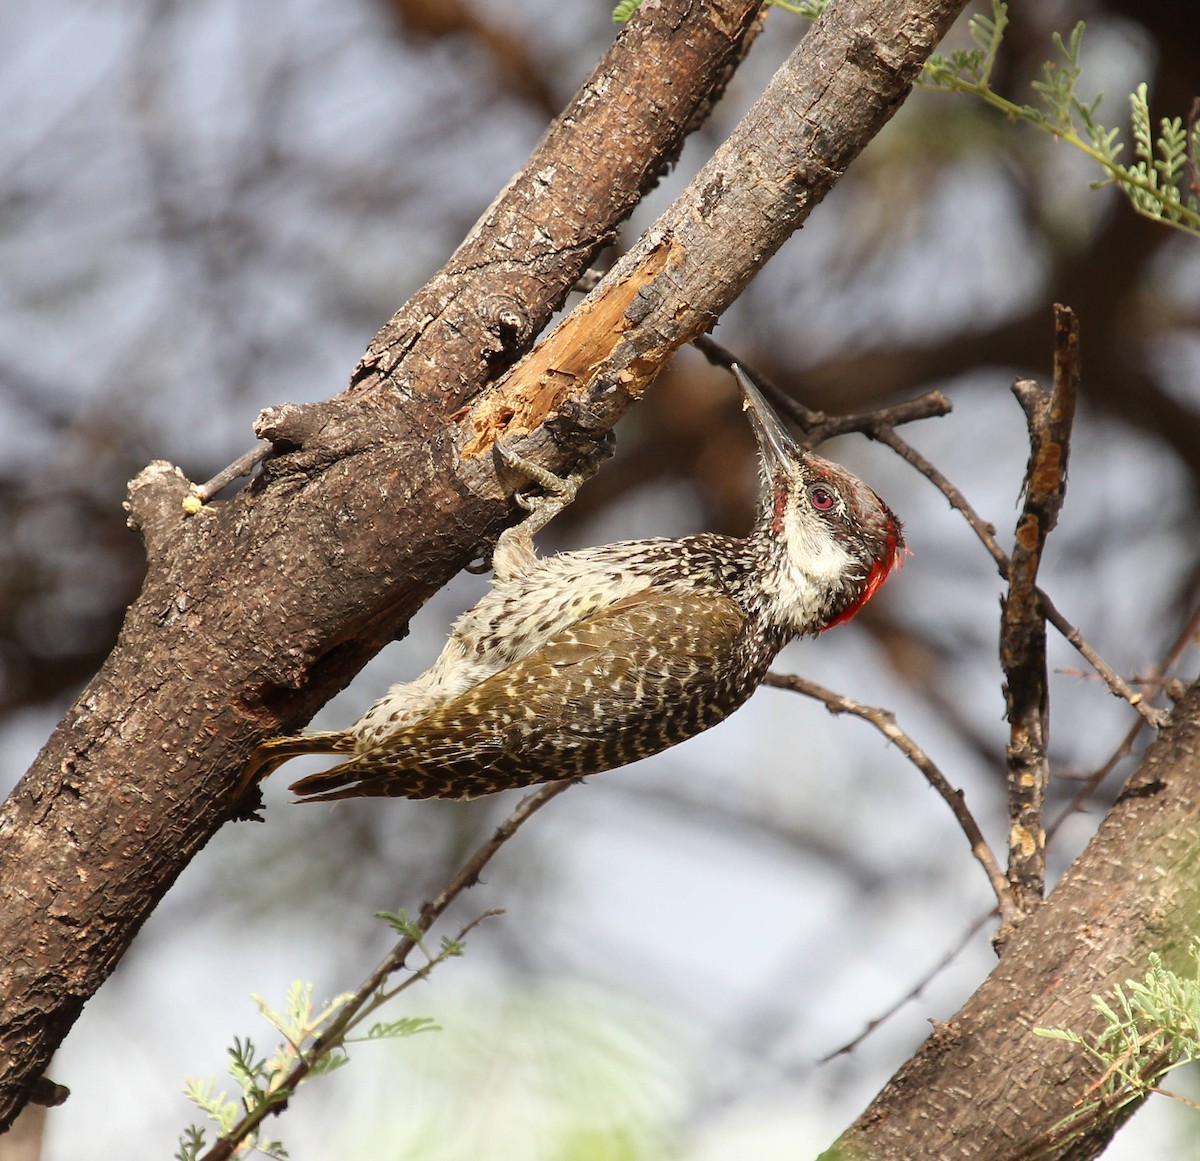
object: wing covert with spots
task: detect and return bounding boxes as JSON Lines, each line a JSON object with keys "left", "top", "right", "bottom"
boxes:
{"left": 289, "top": 587, "right": 763, "bottom": 801}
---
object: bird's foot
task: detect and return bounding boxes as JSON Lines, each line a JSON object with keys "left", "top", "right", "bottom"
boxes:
{"left": 496, "top": 444, "right": 577, "bottom": 519}
{"left": 495, "top": 434, "right": 612, "bottom": 537}
{"left": 491, "top": 436, "right": 612, "bottom": 579}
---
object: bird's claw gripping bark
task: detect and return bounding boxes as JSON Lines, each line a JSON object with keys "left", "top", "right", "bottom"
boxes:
{"left": 490, "top": 438, "right": 611, "bottom": 580}
{"left": 494, "top": 433, "right": 612, "bottom": 537}
{"left": 496, "top": 444, "right": 579, "bottom": 523}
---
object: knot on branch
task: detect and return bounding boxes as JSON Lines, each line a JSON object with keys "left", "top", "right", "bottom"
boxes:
{"left": 254, "top": 402, "right": 325, "bottom": 451}
{"left": 124, "top": 461, "right": 196, "bottom": 561}
{"left": 479, "top": 293, "right": 533, "bottom": 353}
{"left": 28, "top": 1076, "right": 70, "bottom": 1108}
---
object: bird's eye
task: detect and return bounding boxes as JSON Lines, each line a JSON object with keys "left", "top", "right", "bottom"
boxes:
{"left": 808, "top": 483, "right": 837, "bottom": 511}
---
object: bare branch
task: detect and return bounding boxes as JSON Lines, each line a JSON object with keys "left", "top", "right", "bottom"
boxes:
{"left": 764, "top": 671, "right": 1019, "bottom": 926}
{"left": 193, "top": 445, "right": 271, "bottom": 504}
{"left": 1050, "top": 599, "right": 1200, "bottom": 836}
{"left": 693, "top": 334, "right": 952, "bottom": 442}
{"left": 873, "top": 424, "right": 1168, "bottom": 728}
{"left": 1037, "top": 588, "right": 1171, "bottom": 729}
{"left": 1000, "top": 305, "right": 1080, "bottom": 912}
{"left": 819, "top": 909, "right": 994, "bottom": 1062}
{"left": 706, "top": 334, "right": 1166, "bottom": 729}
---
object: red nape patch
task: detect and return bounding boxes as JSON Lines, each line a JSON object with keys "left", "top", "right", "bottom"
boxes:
{"left": 771, "top": 488, "right": 788, "bottom": 535}
{"left": 821, "top": 534, "right": 906, "bottom": 631}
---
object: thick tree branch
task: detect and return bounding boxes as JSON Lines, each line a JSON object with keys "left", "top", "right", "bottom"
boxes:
{"left": 826, "top": 678, "right": 1200, "bottom": 1161}
{"left": 458, "top": 0, "right": 969, "bottom": 474}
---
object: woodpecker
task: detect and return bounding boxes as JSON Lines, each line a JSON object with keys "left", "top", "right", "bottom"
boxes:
{"left": 242, "top": 366, "right": 904, "bottom": 802}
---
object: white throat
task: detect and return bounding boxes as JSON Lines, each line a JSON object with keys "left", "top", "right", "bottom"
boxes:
{"left": 758, "top": 504, "right": 855, "bottom": 634}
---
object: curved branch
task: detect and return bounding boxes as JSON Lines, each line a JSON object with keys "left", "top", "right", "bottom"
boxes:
{"left": 874, "top": 423, "right": 1168, "bottom": 728}
{"left": 765, "top": 671, "right": 1017, "bottom": 924}
{"left": 693, "top": 333, "right": 953, "bottom": 442}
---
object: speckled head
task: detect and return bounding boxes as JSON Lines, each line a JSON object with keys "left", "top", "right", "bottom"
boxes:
{"left": 733, "top": 365, "right": 905, "bottom": 632}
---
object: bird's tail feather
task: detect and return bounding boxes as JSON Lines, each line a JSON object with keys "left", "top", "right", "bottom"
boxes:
{"left": 238, "top": 731, "right": 358, "bottom": 796}
{"left": 288, "top": 761, "right": 366, "bottom": 802}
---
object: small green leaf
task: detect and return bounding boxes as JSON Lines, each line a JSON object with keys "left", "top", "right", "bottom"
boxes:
{"left": 310, "top": 1052, "right": 351, "bottom": 1076}
{"left": 917, "top": 7, "right": 1199, "bottom": 236}
{"left": 365, "top": 1016, "right": 441, "bottom": 1040}
{"left": 182, "top": 1076, "right": 241, "bottom": 1133}
{"left": 174, "top": 1124, "right": 206, "bottom": 1161}
{"left": 376, "top": 909, "right": 425, "bottom": 942}
{"left": 228, "top": 1035, "right": 268, "bottom": 1094}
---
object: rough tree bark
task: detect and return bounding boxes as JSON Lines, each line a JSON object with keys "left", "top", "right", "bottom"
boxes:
{"left": 0, "top": 0, "right": 969, "bottom": 1129}
{"left": 827, "top": 678, "right": 1200, "bottom": 1160}
{"left": 6, "top": 2, "right": 1191, "bottom": 1159}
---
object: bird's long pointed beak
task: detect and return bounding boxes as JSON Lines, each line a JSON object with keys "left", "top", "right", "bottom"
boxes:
{"left": 732, "top": 364, "right": 802, "bottom": 472}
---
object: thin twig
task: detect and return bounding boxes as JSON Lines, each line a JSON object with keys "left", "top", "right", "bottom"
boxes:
{"left": 1000, "top": 305, "right": 1080, "bottom": 909}
{"left": 1049, "top": 598, "right": 1200, "bottom": 836}
{"left": 875, "top": 424, "right": 1003, "bottom": 562}
{"left": 194, "top": 444, "right": 272, "bottom": 503}
{"left": 1037, "top": 589, "right": 1169, "bottom": 728}
{"left": 199, "top": 778, "right": 577, "bottom": 1161}
{"left": 819, "top": 908, "right": 994, "bottom": 1062}
{"left": 765, "top": 671, "right": 1018, "bottom": 926}
{"left": 873, "top": 424, "right": 1168, "bottom": 729}
{"left": 693, "top": 334, "right": 953, "bottom": 443}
